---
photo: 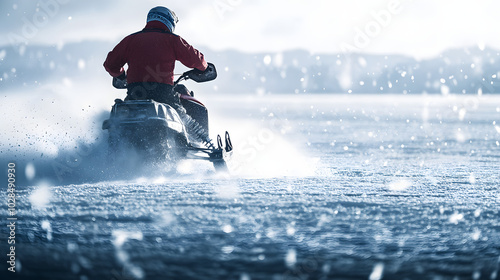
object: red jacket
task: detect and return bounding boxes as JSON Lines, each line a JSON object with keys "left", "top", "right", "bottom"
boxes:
{"left": 104, "top": 21, "right": 208, "bottom": 85}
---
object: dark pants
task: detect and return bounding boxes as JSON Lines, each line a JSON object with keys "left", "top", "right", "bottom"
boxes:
{"left": 126, "top": 82, "right": 179, "bottom": 105}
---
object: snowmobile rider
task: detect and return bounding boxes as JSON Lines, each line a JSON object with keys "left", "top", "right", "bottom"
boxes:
{"left": 103, "top": 6, "right": 214, "bottom": 148}
{"left": 103, "top": 6, "right": 207, "bottom": 105}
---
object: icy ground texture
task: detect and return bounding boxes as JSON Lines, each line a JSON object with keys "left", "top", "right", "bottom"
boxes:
{"left": 3, "top": 94, "right": 500, "bottom": 280}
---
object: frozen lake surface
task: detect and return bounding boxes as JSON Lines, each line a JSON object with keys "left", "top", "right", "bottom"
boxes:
{"left": 2, "top": 94, "right": 500, "bottom": 280}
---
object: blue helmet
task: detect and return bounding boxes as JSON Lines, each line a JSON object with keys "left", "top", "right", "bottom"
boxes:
{"left": 147, "top": 6, "right": 178, "bottom": 33}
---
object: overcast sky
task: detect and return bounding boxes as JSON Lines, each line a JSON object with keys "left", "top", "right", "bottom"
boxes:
{"left": 1, "top": 0, "right": 499, "bottom": 58}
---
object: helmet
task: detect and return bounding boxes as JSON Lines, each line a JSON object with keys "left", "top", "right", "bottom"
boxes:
{"left": 147, "top": 6, "right": 178, "bottom": 32}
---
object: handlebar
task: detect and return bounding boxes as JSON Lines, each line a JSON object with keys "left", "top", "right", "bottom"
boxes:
{"left": 112, "top": 63, "right": 217, "bottom": 89}
{"left": 174, "top": 62, "right": 217, "bottom": 86}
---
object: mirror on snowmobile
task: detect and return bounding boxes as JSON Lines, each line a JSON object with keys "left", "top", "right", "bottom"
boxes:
{"left": 186, "top": 63, "right": 217, "bottom": 83}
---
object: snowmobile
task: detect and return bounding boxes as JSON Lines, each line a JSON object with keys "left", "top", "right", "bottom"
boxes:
{"left": 102, "top": 63, "right": 232, "bottom": 172}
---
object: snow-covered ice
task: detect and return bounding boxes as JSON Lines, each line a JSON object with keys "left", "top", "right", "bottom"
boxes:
{"left": 1, "top": 93, "right": 499, "bottom": 279}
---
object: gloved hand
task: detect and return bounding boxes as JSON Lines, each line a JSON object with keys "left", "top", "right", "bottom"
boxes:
{"left": 186, "top": 63, "right": 217, "bottom": 83}
{"left": 112, "top": 72, "right": 127, "bottom": 89}
{"left": 116, "top": 71, "right": 126, "bottom": 81}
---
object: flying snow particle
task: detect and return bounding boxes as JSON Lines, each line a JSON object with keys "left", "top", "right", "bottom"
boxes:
{"left": 478, "top": 42, "right": 485, "bottom": 51}
{"left": 285, "top": 249, "right": 297, "bottom": 268}
{"left": 25, "top": 162, "right": 36, "bottom": 181}
{"left": 67, "top": 242, "right": 78, "bottom": 253}
{"left": 388, "top": 180, "right": 412, "bottom": 191}
{"left": 265, "top": 228, "right": 278, "bottom": 239}
{"left": 369, "top": 263, "right": 384, "bottom": 280}
{"left": 474, "top": 208, "right": 482, "bottom": 217}
{"left": 472, "top": 229, "right": 481, "bottom": 241}
{"left": 449, "top": 213, "right": 464, "bottom": 224}
{"left": 157, "top": 211, "right": 175, "bottom": 226}
{"left": 274, "top": 53, "right": 284, "bottom": 67}
{"left": 358, "top": 57, "right": 367, "bottom": 68}
{"left": 41, "top": 220, "right": 53, "bottom": 241}
{"left": 256, "top": 87, "right": 266, "bottom": 96}
{"left": 19, "top": 45, "right": 26, "bottom": 56}
{"left": 112, "top": 230, "right": 143, "bottom": 248}
{"left": 458, "top": 108, "right": 467, "bottom": 121}
{"left": 338, "top": 70, "right": 353, "bottom": 90}
{"left": 222, "top": 225, "right": 233, "bottom": 233}
{"left": 441, "top": 85, "right": 450, "bottom": 95}
{"left": 56, "top": 41, "right": 64, "bottom": 51}
{"left": 77, "top": 59, "right": 86, "bottom": 70}
{"left": 469, "top": 173, "right": 476, "bottom": 184}
{"left": 222, "top": 246, "right": 235, "bottom": 254}
{"left": 111, "top": 230, "right": 144, "bottom": 279}
{"left": 0, "top": 50, "right": 6, "bottom": 60}
{"left": 176, "top": 160, "right": 195, "bottom": 174}
{"left": 215, "top": 182, "right": 240, "bottom": 199}
{"left": 455, "top": 131, "right": 466, "bottom": 143}
{"left": 263, "top": 55, "right": 272, "bottom": 66}
{"left": 62, "top": 78, "right": 72, "bottom": 87}
{"left": 29, "top": 185, "right": 52, "bottom": 208}
{"left": 317, "top": 214, "right": 332, "bottom": 227}
{"left": 152, "top": 177, "right": 167, "bottom": 184}
{"left": 280, "top": 70, "right": 287, "bottom": 79}
{"left": 495, "top": 126, "right": 500, "bottom": 134}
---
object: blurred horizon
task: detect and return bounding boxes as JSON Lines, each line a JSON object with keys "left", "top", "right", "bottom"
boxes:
{"left": 1, "top": 0, "right": 500, "bottom": 59}
{"left": 1, "top": 39, "right": 500, "bottom": 95}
